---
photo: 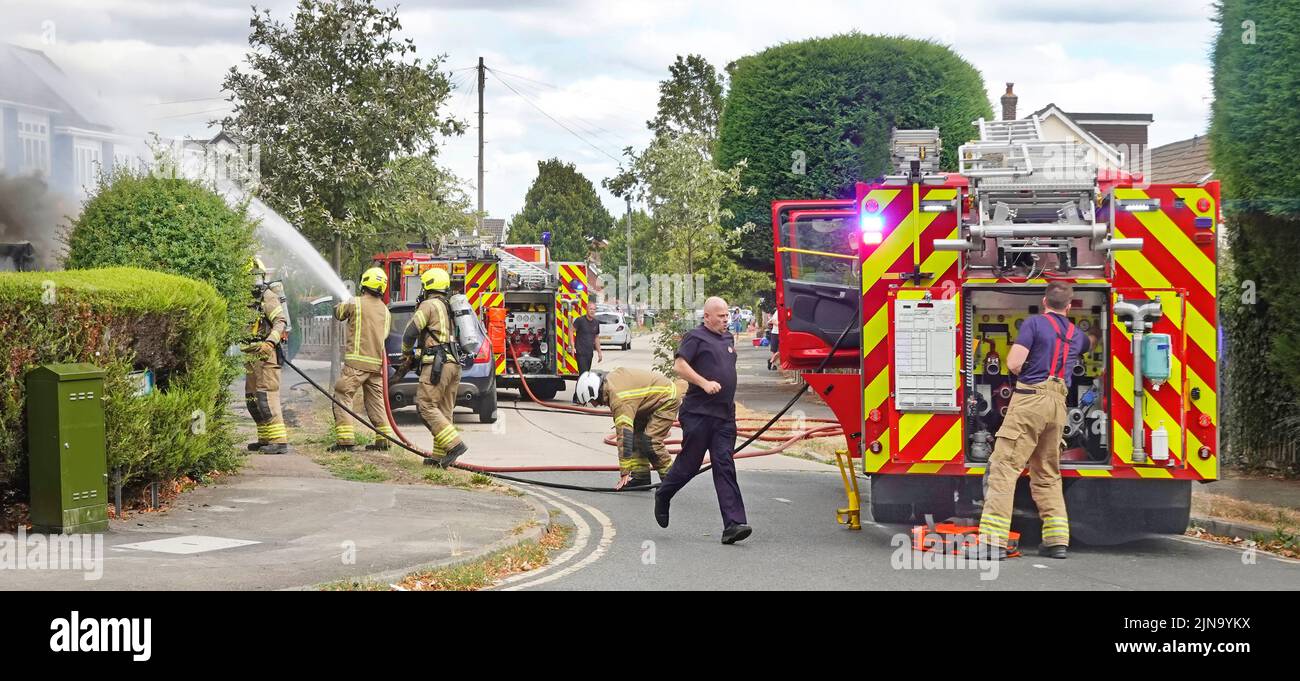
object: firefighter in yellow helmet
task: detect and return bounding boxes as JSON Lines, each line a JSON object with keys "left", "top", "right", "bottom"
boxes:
{"left": 330, "top": 267, "right": 394, "bottom": 451}
{"left": 243, "top": 256, "right": 290, "bottom": 454}
{"left": 400, "top": 267, "right": 467, "bottom": 467}
{"left": 575, "top": 367, "right": 681, "bottom": 490}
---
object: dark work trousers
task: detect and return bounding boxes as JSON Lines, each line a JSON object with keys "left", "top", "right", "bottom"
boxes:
{"left": 574, "top": 351, "right": 594, "bottom": 403}
{"left": 658, "top": 411, "right": 747, "bottom": 528}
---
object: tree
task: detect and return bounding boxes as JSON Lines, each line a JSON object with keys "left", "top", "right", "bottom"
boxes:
{"left": 221, "top": 0, "right": 464, "bottom": 275}
{"left": 716, "top": 33, "right": 993, "bottom": 266}
{"left": 357, "top": 155, "right": 476, "bottom": 273}
{"left": 508, "top": 159, "right": 614, "bottom": 261}
{"left": 602, "top": 209, "right": 664, "bottom": 278}
{"left": 624, "top": 133, "right": 754, "bottom": 274}
{"left": 1211, "top": 0, "right": 1300, "bottom": 467}
{"left": 647, "top": 54, "right": 727, "bottom": 149}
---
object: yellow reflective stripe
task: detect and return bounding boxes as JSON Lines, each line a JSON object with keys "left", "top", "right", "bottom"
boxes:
{"left": 353, "top": 297, "right": 363, "bottom": 357}
{"left": 434, "top": 425, "right": 458, "bottom": 446}
{"left": 345, "top": 353, "right": 382, "bottom": 365}
{"left": 615, "top": 386, "right": 675, "bottom": 399}
{"left": 981, "top": 514, "right": 1011, "bottom": 526}
{"left": 265, "top": 305, "right": 282, "bottom": 320}
{"left": 614, "top": 415, "right": 634, "bottom": 428}
{"left": 413, "top": 310, "right": 427, "bottom": 329}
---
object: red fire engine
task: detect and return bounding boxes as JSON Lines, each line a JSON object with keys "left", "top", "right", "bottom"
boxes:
{"left": 373, "top": 241, "right": 589, "bottom": 401}
{"left": 775, "top": 122, "right": 1219, "bottom": 541}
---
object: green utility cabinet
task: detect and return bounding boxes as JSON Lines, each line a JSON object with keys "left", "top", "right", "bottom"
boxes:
{"left": 27, "top": 363, "right": 109, "bottom": 533}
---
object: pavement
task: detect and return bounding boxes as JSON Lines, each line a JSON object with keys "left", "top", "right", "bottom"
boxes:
{"left": 1, "top": 441, "right": 544, "bottom": 591}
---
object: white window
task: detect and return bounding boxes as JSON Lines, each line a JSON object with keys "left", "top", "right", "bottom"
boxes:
{"left": 17, "top": 111, "right": 50, "bottom": 177}
{"left": 74, "top": 139, "right": 103, "bottom": 190}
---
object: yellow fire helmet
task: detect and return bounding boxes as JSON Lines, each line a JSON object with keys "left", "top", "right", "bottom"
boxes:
{"left": 359, "top": 267, "right": 388, "bottom": 295}
{"left": 420, "top": 267, "right": 451, "bottom": 292}
{"left": 247, "top": 256, "right": 267, "bottom": 276}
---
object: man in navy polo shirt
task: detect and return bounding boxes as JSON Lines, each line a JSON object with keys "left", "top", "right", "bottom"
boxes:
{"left": 970, "top": 281, "right": 1099, "bottom": 561}
{"left": 653, "top": 296, "right": 752, "bottom": 544}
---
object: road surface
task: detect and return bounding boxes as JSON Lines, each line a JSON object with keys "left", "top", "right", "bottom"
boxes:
{"left": 388, "top": 332, "right": 1300, "bottom": 590}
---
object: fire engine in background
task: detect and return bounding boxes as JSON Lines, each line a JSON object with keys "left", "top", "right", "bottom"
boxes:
{"left": 775, "top": 120, "right": 1219, "bottom": 542}
{"left": 373, "top": 241, "right": 589, "bottom": 402}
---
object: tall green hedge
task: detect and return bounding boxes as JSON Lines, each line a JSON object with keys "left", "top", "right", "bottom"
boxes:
{"left": 0, "top": 268, "right": 238, "bottom": 497}
{"left": 1212, "top": 1, "right": 1300, "bottom": 469}
{"left": 717, "top": 33, "right": 993, "bottom": 265}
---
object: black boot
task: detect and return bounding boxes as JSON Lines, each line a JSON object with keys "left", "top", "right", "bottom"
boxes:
{"left": 620, "top": 474, "right": 652, "bottom": 491}
{"left": 721, "top": 524, "right": 753, "bottom": 545}
{"left": 246, "top": 442, "right": 264, "bottom": 452}
{"left": 261, "top": 443, "right": 290, "bottom": 455}
{"left": 326, "top": 443, "right": 355, "bottom": 452}
{"left": 653, "top": 491, "right": 670, "bottom": 528}
{"left": 438, "top": 442, "right": 468, "bottom": 468}
{"left": 365, "top": 441, "right": 390, "bottom": 451}
{"left": 1038, "top": 544, "right": 1068, "bottom": 559}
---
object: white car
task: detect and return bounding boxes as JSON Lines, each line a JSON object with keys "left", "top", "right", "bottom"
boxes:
{"left": 596, "top": 312, "right": 632, "bottom": 350}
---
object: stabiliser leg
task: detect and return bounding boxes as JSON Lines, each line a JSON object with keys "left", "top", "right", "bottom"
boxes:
{"left": 834, "top": 448, "right": 861, "bottom": 530}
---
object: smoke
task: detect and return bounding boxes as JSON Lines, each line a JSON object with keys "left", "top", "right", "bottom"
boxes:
{"left": 0, "top": 174, "right": 75, "bottom": 270}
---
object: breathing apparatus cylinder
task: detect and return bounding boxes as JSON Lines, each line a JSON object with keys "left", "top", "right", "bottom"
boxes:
{"left": 449, "top": 294, "right": 486, "bottom": 358}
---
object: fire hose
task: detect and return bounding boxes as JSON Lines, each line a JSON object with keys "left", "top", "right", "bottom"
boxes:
{"left": 278, "top": 308, "right": 858, "bottom": 493}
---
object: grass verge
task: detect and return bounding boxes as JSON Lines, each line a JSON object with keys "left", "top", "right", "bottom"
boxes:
{"left": 321, "top": 522, "right": 574, "bottom": 591}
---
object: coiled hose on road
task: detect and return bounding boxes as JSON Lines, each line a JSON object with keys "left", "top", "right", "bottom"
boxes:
{"left": 279, "top": 310, "right": 857, "bottom": 493}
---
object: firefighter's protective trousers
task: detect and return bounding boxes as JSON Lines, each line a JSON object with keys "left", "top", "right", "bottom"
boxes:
{"left": 979, "top": 378, "right": 1070, "bottom": 547}
{"left": 245, "top": 287, "right": 288, "bottom": 445}
{"left": 605, "top": 368, "right": 680, "bottom": 477}
{"left": 332, "top": 294, "right": 393, "bottom": 445}
{"left": 405, "top": 294, "right": 463, "bottom": 459}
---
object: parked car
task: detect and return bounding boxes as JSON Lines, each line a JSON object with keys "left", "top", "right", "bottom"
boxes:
{"left": 596, "top": 311, "right": 632, "bottom": 350}
{"left": 385, "top": 300, "right": 498, "bottom": 423}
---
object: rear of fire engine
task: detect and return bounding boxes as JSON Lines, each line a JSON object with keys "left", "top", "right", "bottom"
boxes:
{"left": 775, "top": 121, "right": 1219, "bottom": 542}
{"left": 373, "top": 242, "right": 589, "bottom": 402}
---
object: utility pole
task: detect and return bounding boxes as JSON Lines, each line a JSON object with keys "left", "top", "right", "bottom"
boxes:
{"left": 476, "top": 56, "right": 485, "bottom": 237}
{"left": 625, "top": 195, "right": 633, "bottom": 320}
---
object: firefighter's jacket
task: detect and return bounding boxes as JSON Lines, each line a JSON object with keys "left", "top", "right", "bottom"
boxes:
{"left": 402, "top": 293, "right": 454, "bottom": 363}
{"left": 335, "top": 292, "right": 392, "bottom": 373}
{"left": 603, "top": 367, "right": 680, "bottom": 456}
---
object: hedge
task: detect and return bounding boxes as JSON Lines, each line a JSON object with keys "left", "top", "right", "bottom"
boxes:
{"left": 1211, "top": 1, "right": 1300, "bottom": 470}
{"left": 0, "top": 268, "right": 239, "bottom": 498}
{"left": 717, "top": 33, "right": 993, "bottom": 266}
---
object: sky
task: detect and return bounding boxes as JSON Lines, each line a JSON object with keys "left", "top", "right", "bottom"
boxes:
{"left": 0, "top": 0, "right": 1221, "bottom": 222}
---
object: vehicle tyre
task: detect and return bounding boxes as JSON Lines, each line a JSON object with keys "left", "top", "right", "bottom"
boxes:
{"left": 478, "top": 389, "right": 498, "bottom": 424}
{"left": 530, "top": 380, "right": 560, "bottom": 401}
{"left": 869, "top": 501, "right": 913, "bottom": 524}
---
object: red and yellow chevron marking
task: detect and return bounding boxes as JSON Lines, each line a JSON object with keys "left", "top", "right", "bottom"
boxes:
{"left": 556, "top": 263, "right": 590, "bottom": 314}
{"left": 494, "top": 352, "right": 506, "bottom": 376}
{"left": 858, "top": 183, "right": 962, "bottom": 473}
{"left": 1111, "top": 185, "right": 1218, "bottom": 481}
{"left": 463, "top": 261, "right": 499, "bottom": 311}
{"left": 554, "top": 295, "right": 579, "bottom": 375}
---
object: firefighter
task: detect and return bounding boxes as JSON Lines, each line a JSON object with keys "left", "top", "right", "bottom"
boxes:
{"left": 400, "top": 267, "right": 468, "bottom": 468}
{"left": 967, "top": 282, "right": 1099, "bottom": 561}
{"left": 243, "top": 256, "right": 289, "bottom": 454}
{"left": 329, "top": 267, "right": 394, "bottom": 451}
{"left": 575, "top": 368, "right": 680, "bottom": 490}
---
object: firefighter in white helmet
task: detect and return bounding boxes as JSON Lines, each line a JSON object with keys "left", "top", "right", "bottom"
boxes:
{"left": 576, "top": 368, "right": 681, "bottom": 490}
{"left": 330, "top": 267, "right": 394, "bottom": 451}
{"left": 243, "top": 256, "right": 289, "bottom": 454}
{"left": 400, "top": 267, "right": 467, "bottom": 467}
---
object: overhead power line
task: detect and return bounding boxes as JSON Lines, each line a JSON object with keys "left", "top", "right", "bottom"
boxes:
{"left": 486, "top": 67, "right": 624, "bottom": 164}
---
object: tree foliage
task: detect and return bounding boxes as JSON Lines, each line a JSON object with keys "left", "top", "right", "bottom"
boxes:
{"left": 508, "top": 158, "right": 614, "bottom": 261}
{"left": 1212, "top": 0, "right": 1300, "bottom": 469}
{"left": 716, "top": 33, "right": 992, "bottom": 265}
{"left": 221, "top": 0, "right": 464, "bottom": 272}
{"left": 63, "top": 167, "right": 258, "bottom": 348}
{"left": 648, "top": 54, "right": 727, "bottom": 149}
